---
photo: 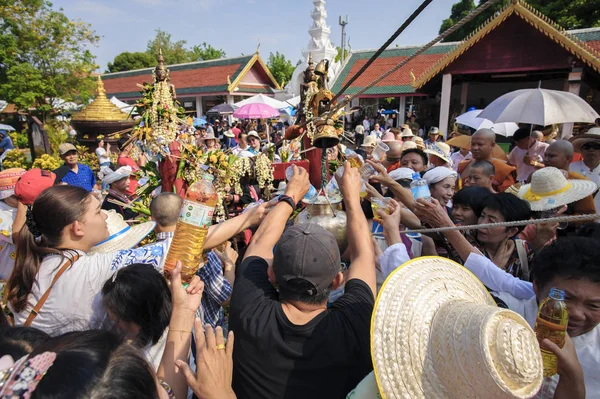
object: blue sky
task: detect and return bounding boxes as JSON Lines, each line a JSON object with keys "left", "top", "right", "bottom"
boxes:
{"left": 52, "top": 0, "right": 459, "bottom": 71}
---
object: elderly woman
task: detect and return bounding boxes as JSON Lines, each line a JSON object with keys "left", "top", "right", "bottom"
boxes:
{"left": 101, "top": 166, "right": 138, "bottom": 221}
{"left": 423, "top": 167, "right": 457, "bottom": 211}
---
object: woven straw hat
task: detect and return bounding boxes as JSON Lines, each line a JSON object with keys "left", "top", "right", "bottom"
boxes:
{"left": 88, "top": 210, "right": 155, "bottom": 255}
{"left": 518, "top": 167, "right": 598, "bottom": 211}
{"left": 371, "top": 257, "right": 543, "bottom": 399}
{"left": 570, "top": 127, "right": 600, "bottom": 152}
{"left": 425, "top": 142, "right": 452, "bottom": 165}
{"left": 361, "top": 135, "right": 377, "bottom": 148}
{"left": 0, "top": 168, "right": 26, "bottom": 200}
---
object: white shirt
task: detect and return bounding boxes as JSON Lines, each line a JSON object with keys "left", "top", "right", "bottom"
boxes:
{"left": 369, "top": 130, "right": 381, "bottom": 139}
{"left": 10, "top": 240, "right": 169, "bottom": 335}
{"left": 450, "top": 151, "right": 472, "bottom": 172}
{"left": 570, "top": 160, "right": 600, "bottom": 212}
{"left": 0, "top": 201, "right": 16, "bottom": 280}
{"left": 95, "top": 147, "right": 110, "bottom": 165}
{"left": 496, "top": 294, "right": 600, "bottom": 399}
{"left": 508, "top": 141, "right": 548, "bottom": 182}
{"left": 362, "top": 119, "right": 370, "bottom": 131}
{"left": 354, "top": 125, "right": 365, "bottom": 135}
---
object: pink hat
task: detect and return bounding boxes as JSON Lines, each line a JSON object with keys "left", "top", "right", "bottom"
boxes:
{"left": 381, "top": 132, "right": 396, "bottom": 143}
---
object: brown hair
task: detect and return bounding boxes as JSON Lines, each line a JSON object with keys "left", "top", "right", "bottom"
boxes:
{"left": 7, "top": 185, "right": 92, "bottom": 312}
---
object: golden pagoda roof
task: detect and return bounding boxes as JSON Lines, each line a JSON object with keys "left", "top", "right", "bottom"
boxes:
{"left": 71, "top": 76, "right": 131, "bottom": 121}
{"left": 413, "top": 0, "right": 600, "bottom": 89}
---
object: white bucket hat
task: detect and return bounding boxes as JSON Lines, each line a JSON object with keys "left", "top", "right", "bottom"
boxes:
{"left": 518, "top": 166, "right": 598, "bottom": 211}
{"left": 372, "top": 257, "right": 543, "bottom": 399}
{"left": 89, "top": 210, "right": 156, "bottom": 255}
{"left": 102, "top": 166, "right": 132, "bottom": 185}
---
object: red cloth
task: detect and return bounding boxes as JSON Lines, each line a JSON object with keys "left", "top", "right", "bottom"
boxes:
{"left": 158, "top": 142, "right": 187, "bottom": 198}
{"left": 117, "top": 156, "right": 140, "bottom": 196}
{"left": 232, "top": 127, "right": 241, "bottom": 140}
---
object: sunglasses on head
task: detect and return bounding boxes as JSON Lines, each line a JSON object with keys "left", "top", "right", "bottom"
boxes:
{"left": 581, "top": 142, "right": 600, "bottom": 150}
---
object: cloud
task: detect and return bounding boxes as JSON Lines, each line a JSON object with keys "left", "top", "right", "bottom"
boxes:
{"left": 71, "top": 0, "right": 121, "bottom": 16}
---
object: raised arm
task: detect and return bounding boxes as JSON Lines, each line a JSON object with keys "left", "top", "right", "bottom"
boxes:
{"left": 204, "top": 201, "right": 271, "bottom": 250}
{"left": 243, "top": 165, "right": 309, "bottom": 263}
{"left": 337, "top": 162, "right": 376, "bottom": 296}
{"left": 366, "top": 160, "right": 415, "bottom": 211}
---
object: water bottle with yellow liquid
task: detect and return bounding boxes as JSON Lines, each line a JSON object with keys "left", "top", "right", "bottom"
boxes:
{"left": 164, "top": 173, "right": 219, "bottom": 283}
{"left": 534, "top": 288, "right": 569, "bottom": 377}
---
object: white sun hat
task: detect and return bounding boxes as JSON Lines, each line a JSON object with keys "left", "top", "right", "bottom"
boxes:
{"left": 88, "top": 210, "right": 156, "bottom": 255}
{"left": 371, "top": 257, "right": 543, "bottom": 399}
{"left": 518, "top": 167, "right": 598, "bottom": 211}
{"left": 361, "top": 135, "right": 377, "bottom": 148}
{"left": 102, "top": 166, "right": 132, "bottom": 186}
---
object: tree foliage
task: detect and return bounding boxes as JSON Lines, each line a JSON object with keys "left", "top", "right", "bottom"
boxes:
{"left": 267, "top": 52, "right": 295, "bottom": 87}
{"left": 107, "top": 30, "right": 226, "bottom": 73}
{"left": 0, "top": 0, "right": 99, "bottom": 118}
{"left": 106, "top": 51, "right": 156, "bottom": 73}
{"left": 335, "top": 46, "right": 349, "bottom": 63}
{"left": 439, "top": 0, "right": 600, "bottom": 42}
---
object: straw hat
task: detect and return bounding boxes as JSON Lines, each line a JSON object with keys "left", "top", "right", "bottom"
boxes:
{"left": 361, "top": 135, "right": 377, "bottom": 148}
{"left": 428, "top": 126, "right": 441, "bottom": 136}
{"left": 518, "top": 167, "right": 598, "bottom": 211}
{"left": 424, "top": 142, "right": 452, "bottom": 165}
{"left": 200, "top": 131, "right": 220, "bottom": 142}
{"left": 570, "top": 127, "right": 600, "bottom": 152}
{"left": 372, "top": 257, "right": 543, "bottom": 399}
{"left": 413, "top": 136, "right": 425, "bottom": 149}
{"left": 247, "top": 130, "right": 260, "bottom": 140}
{"left": 223, "top": 129, "right": 235, "bottom": 138}
{"left": 401, "top": 128, "right": 414, "bottom": 138}
{"left": 0, "top": 168, "right": 26, "bottom": 200}
{"left": 446, "top": 134, "right": 508, "bottom": 161}
{"left": 88, "top": 210, "right": 156, "bottom": 255}
{"left": 401, "top": 141, "right": 417, "bottom": 151}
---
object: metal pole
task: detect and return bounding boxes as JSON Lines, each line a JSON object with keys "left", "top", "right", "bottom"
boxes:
{"left": 339, "top": 15, "right": 349, "bottom": 63}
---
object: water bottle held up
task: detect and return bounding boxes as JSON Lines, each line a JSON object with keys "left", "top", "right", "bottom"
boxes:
{"left": 164, "top": 173, "right": 219, "bottom": 283}
{"left": 410, "top": 172, "right": 431, "bottom": 201}
{"left": 285, "top": 166, "right": 317, "bottom": 201}
{"left": 534, "top": 288, "right": 569, "bottom": 377}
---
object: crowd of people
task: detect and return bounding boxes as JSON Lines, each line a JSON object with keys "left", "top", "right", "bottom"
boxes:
{"left": 0, "top": 115, "right": 599, "bottom": 399}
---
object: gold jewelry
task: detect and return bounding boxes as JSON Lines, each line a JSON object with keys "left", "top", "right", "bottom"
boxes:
{"left": 216, "top": 344, "right": 226, "bottom": 350}
{"left": 170, "top": 329, "right": 192, "bottom": 334}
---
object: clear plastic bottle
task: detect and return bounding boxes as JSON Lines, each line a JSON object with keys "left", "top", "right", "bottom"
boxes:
{"left": 534, "top": 288, "right": 569, "bottom": 377}
{"left": 164, "top": 174, "right": 219, "bottom": 283}
{"left": 410, "top": 172, "right": 431, "bottom": 201}
{"left": 285, "top": 166, "right": 317, "bottom": 201}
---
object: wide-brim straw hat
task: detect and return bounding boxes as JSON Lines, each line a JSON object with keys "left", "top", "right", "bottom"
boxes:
{"left": 570, "top": 127, "right": 600, "bottom": 153}
{"left": 401, "top": 128, "right": 415, "bottom": 138}
{"left": 223, "top": 129, "right": 235, "bottom": 138}
{"left": 88, "top": 210, "right": 156, "bottom": 255}
{"left": 102, "top": 166, "right": 132, "bottom": 185}
{"left": 361, "top": 135, "right": 377, "bottom": 148}
{"left": 446, "top": 134, "right": 508, "bottom": 161}
{"left": 200, "top": 132, "right": 220, "bottom": 142}
{"left": 424, "top": 142, "right": 452, "bottom": 165}
{"left": 371, "top": 257, "right": 543, "bottom": 399}
{"left": 0, "top": 168, "right": 26, "bottom": 200}
{"left": 518, "top": 167, "right": 598, "bottom": 211}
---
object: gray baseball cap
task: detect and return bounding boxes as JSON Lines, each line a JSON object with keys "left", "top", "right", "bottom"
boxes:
{"left": 274, "top": 223, "right": 341, "bottom": 297}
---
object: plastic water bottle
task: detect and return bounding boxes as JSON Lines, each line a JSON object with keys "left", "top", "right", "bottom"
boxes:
{"left": 285, "top": 166, "right": 317, "bottom": 201}
{"left": 534, "top": 288, "right": 569, "bottom": 377}
{"left": 410, "top": 172, "right": 431, "bottom": 201}
{"left": 164, "top": 173, "right": 218, "bottom": 283}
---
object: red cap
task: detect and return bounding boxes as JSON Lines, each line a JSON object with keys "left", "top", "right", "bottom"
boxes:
{"left": 14, "top": 169, "right": 57, "bottom": 205}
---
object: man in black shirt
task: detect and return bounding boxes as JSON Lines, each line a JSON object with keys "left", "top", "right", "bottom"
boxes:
{"left": 229, "top": 164, "right": 376, "bottom": 399}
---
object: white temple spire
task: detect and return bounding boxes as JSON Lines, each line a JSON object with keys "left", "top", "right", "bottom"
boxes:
{"left": 302, "top": 0, "right": 337, "bottom": 62}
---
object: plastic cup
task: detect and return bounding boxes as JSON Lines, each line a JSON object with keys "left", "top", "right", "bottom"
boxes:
{"left": 372, "top": 141, "right": 389, "bottom": 161}
{"left": 371, "top": 197, "right": 393, "bottom": 223}
{"left": 285, "top": 165, "right": 307, "bottom": 181}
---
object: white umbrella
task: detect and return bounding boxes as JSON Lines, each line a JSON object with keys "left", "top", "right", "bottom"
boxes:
{"left": 455, "top": 109, "right": 519, "bottom": 137}
{"left": 479, "top": 88, "right": 600, "bottom": 126}
{"left": 110, "top": 96, "right": 135, "bottom": 114}
{"left": 234, "top": 93, "right": 289, "bottom": 110}
{"left": 0, "top": 124, "right": 15, "bottom": 132}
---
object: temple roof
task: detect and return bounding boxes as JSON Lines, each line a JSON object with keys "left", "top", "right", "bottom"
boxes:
{"left": 331, "top": 0, "right": 600, "bottom": 97}
{"left": 102, "top": 53, "right": 280, "bottom": 99}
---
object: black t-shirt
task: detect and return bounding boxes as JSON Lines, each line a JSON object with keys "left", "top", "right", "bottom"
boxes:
{"left": 229, "top": 256, "right": 374, "bottom": 399}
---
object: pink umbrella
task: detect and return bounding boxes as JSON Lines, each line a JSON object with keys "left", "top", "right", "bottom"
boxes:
{"left": 233, "top": 103, "right": 280, "bottom": 119}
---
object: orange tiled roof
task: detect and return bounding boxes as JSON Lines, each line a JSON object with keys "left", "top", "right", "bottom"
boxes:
{"left": 102, "top": 54, "right": 279, "bottom": 99}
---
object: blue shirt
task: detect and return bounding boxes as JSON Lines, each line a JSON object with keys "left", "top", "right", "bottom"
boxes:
{"left": 60, "top": 163, "right": 96, "bottom": 192}
{"left": 0, "top": 136, "right": 14, "bottom": 151}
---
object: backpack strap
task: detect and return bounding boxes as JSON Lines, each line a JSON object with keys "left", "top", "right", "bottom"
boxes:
{"left": 515, "top": 239, "right": 530, "bottom": 281}
{"left": 24, "top": 254, "right": 80, "bottom": 327}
